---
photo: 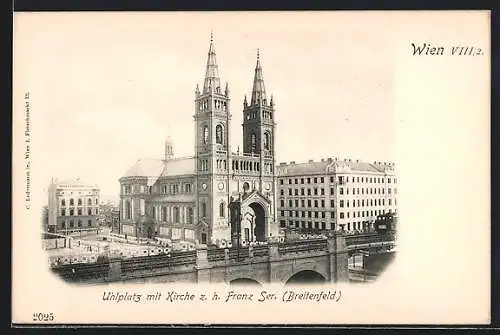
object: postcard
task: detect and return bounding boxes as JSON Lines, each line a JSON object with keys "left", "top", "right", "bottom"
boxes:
{"left": 12, "top": 10, "right": 490, "bottom": 325}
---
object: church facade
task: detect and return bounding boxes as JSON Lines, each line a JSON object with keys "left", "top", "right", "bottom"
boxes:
{"left": 118, "top": 36, "right": 280, "bottom": 246}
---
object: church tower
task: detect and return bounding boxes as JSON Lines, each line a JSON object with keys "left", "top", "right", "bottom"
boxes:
{"left": 194, "top": 33, "right": 232, "bottom": 244}
{"left": 242, "top": 50, "right": 276, "bottom": 179}
{"left": 164, "top": 136, "right": 174, "bottom": 161}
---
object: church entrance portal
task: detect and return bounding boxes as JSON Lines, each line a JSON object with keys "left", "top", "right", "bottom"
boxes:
{"left": 249, "top": 203, "right": 266, "bottom": 242}
{"left": 230, "top": 200, "right": 267, "bottom": 244}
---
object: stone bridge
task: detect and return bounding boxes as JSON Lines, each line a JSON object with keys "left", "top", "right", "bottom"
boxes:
{"left": 51, "top": 232, "right": 396, "bottom": 285}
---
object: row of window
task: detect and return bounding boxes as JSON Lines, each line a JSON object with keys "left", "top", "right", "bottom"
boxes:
{"left": 60, "top": 198, "right": 98, "bottom": 206}
{"left": 279, "top": 208, "right": 393, "bottom": 222}
{"left": 158, "top": 183, "right": 192, "bottom": 194}
{"left": 61, "top": 219, "right": 93, "bottom": 228}
{"left": 124, "top": 183, "right": 194, "bottom": 195}
{"left": 279, "top": 208, "right": 391, "bottom": 219}
{"left": 338, "top": 209, "right": 392, "bottom": 219}
{"left": 339, "top": 198, "right": 396, "bottom": 208}
{"left": 202, "top": 124, "right": 226, "bottom": 146}
{"left": 280, "top": 176, "right": 325, "bottom": 185}
{"left": 280, "top": 186, "right": 397, "bottom": 197}
{"left": 245, "top": 109, "right": 273, "bottom": 121}
{"left": 280, "top": 176, "right": 397, "bottom": 185}
{"left": 280, "top": 210, "right": 328, "bottom": 219}
{"left": 339, "top": 187, "right": 397, "bottom": 196}
{"left": 280, "top": 220, "right": 329, "bottom": 230}
{"left": 151, "top": 205, "right": 195, "bottom": 224}
{"left": 232, "top": 159, "right": 260, "bottom": 172}
{"left": 198, "top": 98, "right": 227, "bottom": 112}
{"left": 60, "top": 208, "right": 98, "bottom": 216}
{"left": 279, "top": 197, "right": 397, "bottom": 209}
{"left": 338, "top": 176, "right": 397, "bottom": 184}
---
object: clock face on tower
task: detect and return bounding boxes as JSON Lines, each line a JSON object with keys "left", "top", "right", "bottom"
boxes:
{"left": 218, "top": 182, "right": 224, "bottom": 190}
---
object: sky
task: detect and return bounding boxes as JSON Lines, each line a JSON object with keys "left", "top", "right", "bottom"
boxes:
{"left": 15, "top": 12, "right": 395, "bottom": 202}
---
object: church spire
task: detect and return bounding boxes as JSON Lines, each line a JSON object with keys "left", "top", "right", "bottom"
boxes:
{"left": 251, "top": 48, "right": 267, "bottom": 105}
{"left": 203, "top": 31, "right": 221, "bottom": 94}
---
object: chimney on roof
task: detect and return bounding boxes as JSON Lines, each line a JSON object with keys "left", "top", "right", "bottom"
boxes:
{"left": 327, "top": 158, "right": 332, "bottom": 163}
{"left": 356, "top": 159, "right": 360, "bottom": 163}
{"left": 308, "top": 159, "right": 313, "bottom": 163}
{"left": 321, "top": 158, "right": 324, "bottom": 162}
{"left": 290, "top": 161, "right": 295, "bottom": 164}
{"left": 279, "top": 162, "right": 286, "bottom": 166}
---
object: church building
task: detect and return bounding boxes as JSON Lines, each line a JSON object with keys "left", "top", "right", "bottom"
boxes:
{"left": 119, "top": 35, "right": 279, "bottom": 246}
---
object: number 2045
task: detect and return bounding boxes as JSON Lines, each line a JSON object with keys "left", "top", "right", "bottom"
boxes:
{"left": 32, "top": 313, "right": 54, "bottom": 322}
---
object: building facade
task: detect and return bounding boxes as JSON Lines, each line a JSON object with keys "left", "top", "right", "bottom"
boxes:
{"left": 119, "top": 36, "right": 279, "bottom": 245}
{"left": 47, "top": 179, "right": 101, "bottom": 233}
{"left": 276, "top": 158, "right": 397, "bottom": 232}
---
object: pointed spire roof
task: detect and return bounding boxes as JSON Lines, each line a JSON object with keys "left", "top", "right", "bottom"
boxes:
{"left": 203, "top": 32, "right": 221, "bottom": 94}
{"left": 251, "top": 48, "right": 267, "bottom": 105}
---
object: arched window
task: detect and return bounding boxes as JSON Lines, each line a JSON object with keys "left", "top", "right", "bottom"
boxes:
{"left": 187, "top": 207, "right": 193, "bottom": 224}
{"left": 251, "top": 133, "right": 257, "bottom": 152}
{"left": 201, "top": 202, "right": 207, "bottom": 218}
{"left": 78, "top": 199, "right": 82, "bottom": 206}
{"left": 87, "top": 208, "right": 92, "bottom": 215}
{"left": 219, "top": 202, "right": 225, "bottom": 218}
{"left": 87, "top": 220, "right": 92, "bottom": 227}
{"left": 161, "top": 206, "right": 167, "bottom": 221}
{"left": 216, "top": 124, "right": 223, "bottom": 144}
{"left": 124, "top": 200, "right": 131, "bottom": 220}
{"left": 69, "top": 198, "right": 74, "bottom": 206}
{"left": 87, "top": 198, "right": 92, "bottom": 205}
{"left": 61, "top": 221, "right": 66, "bottom": 229}
{"left": 202, "top": 125, "right": 209, "bottom": 144}
{"left": 264, "top": 132, "right": 271, "bottom": 150}
{"left": 78, "top": 219, "right": 82, "bottom": 227}
{"left": 174, "top": 207, "right": 180, "bottom": 223}
{"left": 61, "top": 199, "right": 66, "bottom": 206}
{"left": 243, "top": 182, "right": 250, "bottom": 193}
{"left": 69, "top": 220, "right": 74, "bottom": 228}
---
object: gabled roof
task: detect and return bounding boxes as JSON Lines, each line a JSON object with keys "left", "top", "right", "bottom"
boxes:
{"left": 122, "top": 159, "right": 166, "bottom": 178}
{"left": 160, "top": 156, "right": 196, "bottom": 177}
{"left": 333, "top": 161, "right": 382, "bottom": 173}
{"left": 277, "top": 161, "right": 329, "bottom": 176}
{"left": 277, "top": 159, "right": 394, "bottom": 176}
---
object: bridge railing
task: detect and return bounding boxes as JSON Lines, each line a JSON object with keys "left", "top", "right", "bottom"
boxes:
{"left": 345, "top": 232, "right": 395, "bottom": 246}
{"left": 120, "top": 250, "right": 197, "bottom": 274}
{"left": 51, "top": 261, "right": 110, "bottom": 282}
{"left": 252, "top": 245, "right": 269, "bottom": 257}
{"left": 207, "top": 248, "right": 226, "bottom": 262}
{"left": 278, "top": 238, "right": 328, "bottom": 254}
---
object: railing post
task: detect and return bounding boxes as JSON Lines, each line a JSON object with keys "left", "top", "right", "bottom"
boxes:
{"left": 195, "top": 245, "right": 210, "bottom": 283}
{"left": 268, "top": 242, "right": 279, "bottom": 259}
{"left": 327, "top": 232, "right": 349, "bottom": 283}
{"left": 267, "top": 241, "right": 280, "bottom": 283}
{"left": 107, "top": 256, "right": 121, "bottom": 282}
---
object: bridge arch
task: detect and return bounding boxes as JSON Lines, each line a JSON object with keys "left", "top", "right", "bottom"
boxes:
{"left": 285, "top": 270, "right": 327, "bottom": 285}
{"left": 229, "top": 278, "right": 262, "bottom": 286}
